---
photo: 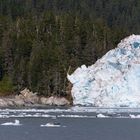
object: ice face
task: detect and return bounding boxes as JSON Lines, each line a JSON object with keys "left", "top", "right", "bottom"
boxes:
{"left": 132, "top": 42, "right": 140, "bottom": 48}
{"left": 68, "top": 35, "right": 140, "bottom": 107}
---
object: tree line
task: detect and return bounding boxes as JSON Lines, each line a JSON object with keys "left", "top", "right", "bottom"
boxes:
{"left": 0, "top": 0, "right": 140, "bottom": 97}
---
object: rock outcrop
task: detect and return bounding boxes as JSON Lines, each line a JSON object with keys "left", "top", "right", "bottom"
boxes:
{"left": 0, "top": 88, "right": 70, "bottom": 107}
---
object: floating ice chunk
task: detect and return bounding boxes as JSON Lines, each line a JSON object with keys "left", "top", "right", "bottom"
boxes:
{"left": 40, "top": 122, "right": 61, "bottom": 127}
{"left": 129, "top": 114, "right": 140, "bottom": 118}
{"left": 96, "top": 114, "right": 109, "bottom": 118}
{"left": 58, "top": 114, "right": 95, "bottom": 118}
{"left": 1, "top": 120, "right": 22, "bottom": 126}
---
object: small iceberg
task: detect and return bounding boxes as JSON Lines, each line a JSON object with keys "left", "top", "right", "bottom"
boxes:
{"left": 96, "top": 114, "right": 109, "bottom": 118}
{"left": 40, "top": 122, "right": 61, "bottom": 127}
{"left": 129, "top": 114, "right": 140, "bottom": 119}
{"left": 1, "top": 120, "right": 22, "bottom": 126}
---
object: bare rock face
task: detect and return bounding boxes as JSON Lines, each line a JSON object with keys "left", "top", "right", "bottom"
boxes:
{"left": 40, "top": 97, "right": 53, "bottom": 105}
{"left": 0, "top": 99, "right": 8, "bottom": 107}
{"left": 52, "top": 97, "right": 70, "bottom": 106}
{"left": 5, "top": 99, "right": 14, "bottom": 106}
{"left": 40, "top": 96, "right": 70, "bottom": 106}
{"left": 0, "top": 88, "right": 70, "bottom": 107}
{"left": 0, "top": 98, "right": 15, "bottom": 107}
{"left": 14, "top": 96, "right": 25, "bottom": 106}
{"left": 19, "top": 88, "right": 39, "bottom": 104}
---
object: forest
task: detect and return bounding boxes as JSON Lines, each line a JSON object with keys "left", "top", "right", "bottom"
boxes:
{"left": 0, "top": 0, "right": 140, "bottom": 97}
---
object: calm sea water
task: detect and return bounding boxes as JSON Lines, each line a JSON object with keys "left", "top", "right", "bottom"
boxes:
{"left": 0, "top": 107, "right": 140, "bottom": 140}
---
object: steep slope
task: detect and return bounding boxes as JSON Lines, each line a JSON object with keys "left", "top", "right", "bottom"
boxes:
{"left": 68, "top": 35, "right": 140, "bottom": 107}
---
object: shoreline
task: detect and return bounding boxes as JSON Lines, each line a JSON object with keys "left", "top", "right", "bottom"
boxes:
{"left": 0, "top": 89, "right": 71, "bottom": 108}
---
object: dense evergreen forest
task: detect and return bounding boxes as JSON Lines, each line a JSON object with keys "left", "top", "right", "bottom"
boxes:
{"left": 0, "top": 0, "right": 140, "bottom": 96}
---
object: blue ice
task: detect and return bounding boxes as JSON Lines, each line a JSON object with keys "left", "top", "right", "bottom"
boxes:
{"left": 132, "top": 42, "right": 140, "bottom": 48}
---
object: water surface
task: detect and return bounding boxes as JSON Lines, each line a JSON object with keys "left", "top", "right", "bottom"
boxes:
{"left": 0, "top": 107, "right": 140, "bottom": 140}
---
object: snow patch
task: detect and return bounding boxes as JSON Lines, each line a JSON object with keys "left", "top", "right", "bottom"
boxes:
{"left": 68, "top": 35, "right": 140, "bottom": 107}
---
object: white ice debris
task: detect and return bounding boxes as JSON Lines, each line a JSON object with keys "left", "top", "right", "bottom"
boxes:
{"left": 1, "top": 119, "right": 22, "bottom": 126}
{"left": 96, "top": 114, "right": 109, "bottom": 118}
{"left": 129, "top": 114, "right": 140, "bottom": 118}
{"left": 68, "top": 35, "right": 140, "bottom": 107}
{"left": 58, "top": 114, "right": 95, "bottom": 118}
{"left": 40, "top": 122, "right": 61, "bottom": 127}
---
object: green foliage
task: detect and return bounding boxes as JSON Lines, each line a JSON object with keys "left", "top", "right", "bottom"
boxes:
{"left": 0, "top": 0, "right": 139, "bottom": 96}
{"left": 0, "top": 76, "right": 13, "bottom": 94}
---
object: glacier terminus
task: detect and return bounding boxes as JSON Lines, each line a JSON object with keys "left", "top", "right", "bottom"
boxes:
{"left": 68, "top": 35, "right": 140, "bottom": 107}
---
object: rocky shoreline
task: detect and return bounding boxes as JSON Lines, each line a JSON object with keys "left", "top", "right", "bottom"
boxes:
{"left": 0, "top": 89, "right": 70, "bottom": 107}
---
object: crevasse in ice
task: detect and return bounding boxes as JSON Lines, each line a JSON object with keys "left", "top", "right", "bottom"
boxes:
{"left": 67, "top": 35, "right": 140, "bottom": 107}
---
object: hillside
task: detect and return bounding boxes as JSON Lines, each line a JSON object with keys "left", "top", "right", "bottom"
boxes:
{"left": 0, "top": 0, "right": 140, "bottom": 97}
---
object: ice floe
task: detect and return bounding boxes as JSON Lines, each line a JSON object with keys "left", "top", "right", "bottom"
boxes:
{"left": 96, "top": 114, "right": 109, "bottom": 118}
{"left": 1, "top": 120, "right": 22, "bottom": 126}
{"left": 129, "top": 114, "right": 140, "bottom": 118}
{"left": 40, "top": 122, "right": 61, "bottom": 127}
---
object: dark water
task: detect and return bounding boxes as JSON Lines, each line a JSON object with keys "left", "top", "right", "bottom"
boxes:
{"left": 0, "top": 117, "right": 140, "bottom": 140}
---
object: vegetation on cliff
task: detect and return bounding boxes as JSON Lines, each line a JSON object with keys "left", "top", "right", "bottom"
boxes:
{"left": 0, "top": 0, "right": 140, "bottom": 96}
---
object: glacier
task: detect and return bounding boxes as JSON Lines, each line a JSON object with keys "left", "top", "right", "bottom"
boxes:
{"left": 68, "top": 35, "right": 140, "bottom": 107}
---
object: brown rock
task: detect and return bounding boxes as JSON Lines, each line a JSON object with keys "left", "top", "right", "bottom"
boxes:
{"left": 19, "top": 88, "right": 39, "bottom": 104}
{"left": 40, "top": 96, "right": 70, "bottom": 106}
